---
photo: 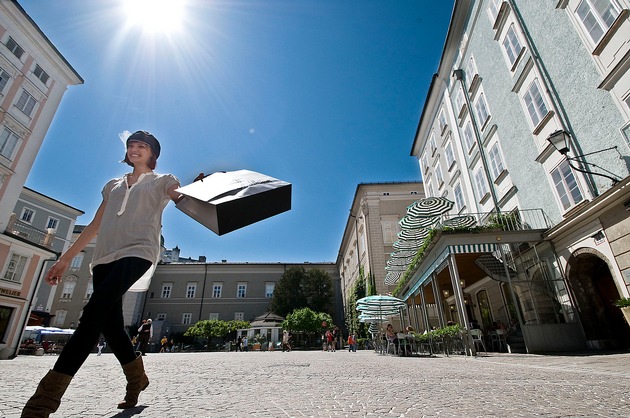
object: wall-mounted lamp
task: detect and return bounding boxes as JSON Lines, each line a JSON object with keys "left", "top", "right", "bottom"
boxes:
{"left": 459, "top": 279, "right": 466, "bottom": 288}
{"left": 442, "top": 290, "right": 450, "bottom": 298}
{"left": 546, "top": 130, "right": 620, "bottom": 186}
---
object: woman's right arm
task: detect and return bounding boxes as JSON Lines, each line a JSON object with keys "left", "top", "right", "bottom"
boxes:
{"left": 45, "top": 199, "right": 107, "bottom": 286}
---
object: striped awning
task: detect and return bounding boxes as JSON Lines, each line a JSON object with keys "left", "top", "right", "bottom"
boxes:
{"left": 450, "top": 243, "right": 496, "bottom": 253}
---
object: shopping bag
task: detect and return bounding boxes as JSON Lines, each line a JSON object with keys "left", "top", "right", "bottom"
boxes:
{"left": 175, "top": 170, "right": 292, "bottom": 235}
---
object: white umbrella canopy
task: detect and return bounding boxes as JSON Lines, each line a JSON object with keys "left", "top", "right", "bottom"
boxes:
{"left": 398, "top": 215, "right": 438, "bottom": 230}
{"left": 357, "top": 295, "right": 405, "bottom": 308}
{"left": 397, "top": 228, "right": 430, "bottom": 241}
{"left": 407, "top": 196, "right": 454, "bottom": 218}
{"left": 393, "top": 240, "right": 423, "bottom": 251}
{"left": 440, "top": 215, "right": 478, "bottom": 228}
{"left": 384, "top": 271, "right": 402, "bottom": 285}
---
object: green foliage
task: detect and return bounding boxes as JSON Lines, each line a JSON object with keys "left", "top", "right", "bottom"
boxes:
{"left": 270, "top": 266, "right": 334, "bottom": 317}
{"left": 414, "top": 324, "right": 462, "bottom": 342}
{"left": 485, "top": 212, "right": 521, "bottom": 230}
{"left": 614, "top": 298, "right": 630, "bottom": 308}
{"left": 282, "top": 307, "right": 333, "bottom": 335}
{"left": 345, "top": 275, "right": 369, "bottom": 339}
{"left": 184, "top": 319, "right": 250, "bottom": 343}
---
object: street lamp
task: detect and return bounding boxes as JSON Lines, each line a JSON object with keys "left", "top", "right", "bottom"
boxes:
{"left": 546, "top": 129, "right": 620, "bottom": 186}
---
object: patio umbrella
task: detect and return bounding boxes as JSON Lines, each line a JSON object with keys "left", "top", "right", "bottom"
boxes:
{"left": 387, "top": 257, "right": 411, "bottom": 267}
{"left": 393, "top": 240, "right": 423, "bottom": 251}
{"left": 397, "top": 229, "right": 430, "bottom": 241}
{"left": 398, "top": 215, "right": 438, "bottom": 230}
{"left": 440, "top": 215, "right": 477, "bottom": 228}
{"left": 390, "top": 250, "right": 416, "bottom": 259}
{"left": 385, "top": 264, "right": 407, "bottom": 272}
{"left": 407, "top": 196, "right": 454, "bottom": 218}
{"left": 357, "top": 295, "right": 405, "bottom": 308}
{"left": 384, "top": 271, "right": 402, "bottom": 285}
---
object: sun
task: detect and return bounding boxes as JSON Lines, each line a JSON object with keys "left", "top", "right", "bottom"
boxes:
{"left": 122, "top": 0, "right": 187, "bottom": 34}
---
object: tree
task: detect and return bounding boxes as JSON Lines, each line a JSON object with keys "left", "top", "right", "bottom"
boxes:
{"left": 282, "top": 307, "right": 333, "bottom": 346}
{"left": 184, "top": 319, "right": 250, "bottom": 347}
{"left": 270, "top": 266, "right": 334, "bottom": 316}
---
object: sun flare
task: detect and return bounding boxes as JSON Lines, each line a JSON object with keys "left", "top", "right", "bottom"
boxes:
{"left": 122, "top": 0, "right": 186, "bottom": 34}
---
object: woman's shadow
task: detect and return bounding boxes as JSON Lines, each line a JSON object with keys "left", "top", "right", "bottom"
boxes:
{"left": 108, "top": 405, "right": 148, "bottom": 417}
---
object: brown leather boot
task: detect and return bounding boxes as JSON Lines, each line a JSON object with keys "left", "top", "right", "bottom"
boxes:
{"left": 21, "top": 370, "right": 72, "bottom": 418}
{"left": 117, "top": 355, "right": 149, "bottom": 409}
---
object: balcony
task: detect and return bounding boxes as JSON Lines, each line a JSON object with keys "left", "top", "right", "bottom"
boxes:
{"left": 4, "top": 214, "right": 56, "bottom": 249}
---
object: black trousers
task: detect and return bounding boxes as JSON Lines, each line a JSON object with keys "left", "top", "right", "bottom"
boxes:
{"left": 53, "top": 257, "right": 151, "bottom": 376}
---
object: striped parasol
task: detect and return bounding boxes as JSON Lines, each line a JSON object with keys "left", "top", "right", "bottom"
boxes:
{"left": 384, "top": 271, "right": 402, "bottom": 285}
{"left": 407, "top": 197, "right": 454, "bottom": 218}
{"left": 393, "top": 240, "right": 423, "bottom": 251}
{"left": 385, "top": 264, "right": 407, "bottom": 272}
{"left": 398, "top": 215, "right": 439, "bottom": 230}
{"left": 397, "top": 228, "right": 430, "bottom": 241}
{"left": 390, "top": 250, "right": 416, "bottom": 259}
{"left": 440, "top": 215, "right": 478, "bottom": 229}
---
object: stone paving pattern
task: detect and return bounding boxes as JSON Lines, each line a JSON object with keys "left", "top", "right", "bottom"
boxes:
{"left": 2, "top": 350, "right": 629, "bottom": 417}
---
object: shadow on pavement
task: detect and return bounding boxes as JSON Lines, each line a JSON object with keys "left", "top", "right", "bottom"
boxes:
{"left": 107, "top": 405, "right": 148, "bottom": 417}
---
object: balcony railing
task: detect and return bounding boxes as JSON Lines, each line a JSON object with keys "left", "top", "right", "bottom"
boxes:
{"left": 4, "top": 214, "right": 55, "bottom": 248}
{"left": 437, "top": 208, "right": 552, "bottom": 232}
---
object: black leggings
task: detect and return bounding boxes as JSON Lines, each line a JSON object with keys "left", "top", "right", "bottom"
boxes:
{"left": 53, "top": 257, "right": 151, "bottom": 376}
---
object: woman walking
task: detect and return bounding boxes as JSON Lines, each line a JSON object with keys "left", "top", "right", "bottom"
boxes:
{"left": 22, "top": 130, "right": 181, "bottom": 417}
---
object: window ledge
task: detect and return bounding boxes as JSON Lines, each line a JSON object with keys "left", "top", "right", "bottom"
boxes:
{"left": 593, "top": 9, "right": 629, "bottom": 56}
{"left": 479, "top": 192, "right": 491, "bottom": 205}
{"left": 532, "top": 110, "right": 555, "bottom": 135}
{"left": 510, "top": 47, "right": 526, "bottom": 73}
{"left": 494, "top": 169, "right": 509, "bottom": 185}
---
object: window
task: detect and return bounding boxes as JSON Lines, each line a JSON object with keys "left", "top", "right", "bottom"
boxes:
{"left": 237, "top": 283, "right": 247, "bottom": 298}
{"left": 463, "top": 121, "right": 475, "bottom": 152}
{"left": 435, "top": 163, "right": 444, "bottom": 187}
{"left": 488, "top": 143, "right": 506, "bottom": 180}
{"left": 454, "top": 88, "right": 465, "bottom": 114}
{"left": 474, "top": 168, "right": 490, "bottom": 198}
{"left": 209, "top": 313, "right": 219, "bottom": 320}
{"left": 157, "top": 313, "right": 167, "bottom": 320}
{"left": 551, "top": 160, "right": 584, "bottom": 210}
{"left": 61, "top": 281, "right": 76, "bottom": 299}
{"left": 2, "top": 253, "right": 28, "bottom": 283}
{"left": 5, "top": 37, "right": 24, "bottom": 59}
{"left": 182, "top": 313, "right": 192, "bottom": 325}
{"left": 33, "top": 64, "right": 49, "bottom": 84}
{"left": 16, "top": 90, "right": 36, "bottom": 116}
{"left": 488, "top": 0, "right": 503, "bottom": 22}
{"left": 85, "top": 280, "right": 93, "bottom": 299}
{"left": 381, "top": 220, "right": 398, "bottom": 244}
{"left": 429, "top": 133, "right": 437, "bottom": 155}
{"left": 234, "top": 312, "right": 244, "bottom": 321}
{"left": 212, "top": 283, "right": 222, "bottom": 298}
{"left": 161, "top": 283, "right": 172, "bottom": 298}
{"left": 0, "top": 68, "right": 10, "bottom": 93}
{"left": 0, "top": 127, "right": 20, "bottom": 160}
{"left": 53, "top": 310, "right": 67, "bottom": 327}
{"left": 426, "top": 182, "right": 435, "bottom": 198}
{"left": 523, "top": 79, "right": 549, "bottom": 127}
{"left": 474, "top": 94, "right": 490, "bottom": 127}
{"left": 445, "top": 141, "right": 455, "bottom": 169}
{"left": 576, "top": 0, "right": 621, "bottom": 44}
{"left": 454, "top": 183, "right": 465, "bottom": 211}
{"left": 70, "top": 254, "right": 83, "bottom": 270}
{"left": 46, "top": 217, "right": 59, "bottom": 231}
{"left": 466, "top": 57, "right": 478, "bottom": 87}
{"left": 265, "top": 282, "right": 275, "bottom": 298}
{"left": 421, "top": 153, "right": 429, "bottom": 171}
{"left": 438, "top": 110, "right": 447, "bottom": 133}
{"left": 20, "top": 207, "right": 35, "bottom": 223}
{"left": 502, "top": 24, "right": 523, "bottom": 67}
{"left": 186, "top": 283, "right": 197, "bottom": 298}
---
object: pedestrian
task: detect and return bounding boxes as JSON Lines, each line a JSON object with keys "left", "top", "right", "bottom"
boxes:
{"left": 97, "top": 338, "right": 106, "bottom": 356}
{"left": 137, "top": 318, "right": 153, "bottom": 355}
{"left": 325, "top": 329, "right": 334, "bottom": 352}
{"left": 159, "top": 336, "right": 168, "bottom": 353}
{"left": 242, "top": 336, "right": 248, "bottom": 352}
{"left": 282, "top": 330, "right": 291, "bottom": 352}
{"left": 347, "top": 333, "right": 357, "bottom": 352}
{"left": 237, "top": 335, "right": 243, "bottom": 352}
{"left": 21, "top": 130, "right": 181, "bottom": 417}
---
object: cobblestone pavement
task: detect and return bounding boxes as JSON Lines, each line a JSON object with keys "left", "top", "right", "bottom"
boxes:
{"left": 2, "top": 349, "right": 629, "bottom": 417}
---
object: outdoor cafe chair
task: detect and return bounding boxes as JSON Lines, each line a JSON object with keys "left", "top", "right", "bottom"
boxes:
{"left": 397, "top": 333, "right": 411, "bottom": 356}
{"left": 490, "top": 329, "right": 508, "bottom": 352}
{"left": 470, "top": 328, "right": 487, "bottom": 353}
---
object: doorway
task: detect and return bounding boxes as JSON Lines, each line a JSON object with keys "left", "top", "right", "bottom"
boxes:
{"left": 567, "top": 250, "right": 630, "bottom": 349}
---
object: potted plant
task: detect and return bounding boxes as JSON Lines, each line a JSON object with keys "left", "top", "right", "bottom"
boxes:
{"left": 614, "top": 298, "right": 630, "bottom": 326}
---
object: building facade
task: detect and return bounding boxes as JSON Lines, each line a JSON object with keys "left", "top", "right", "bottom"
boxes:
{"left": 401, "top": 0, "right": 630, "bottom": 353}
{"left": 337, "top": 182, "right": 425, "bottom": 327}
{"left": 0, "top": 1, "right": 83, "bottom": 359}
{"left": 141, "top": 262, "right": 340, "bottom": 346}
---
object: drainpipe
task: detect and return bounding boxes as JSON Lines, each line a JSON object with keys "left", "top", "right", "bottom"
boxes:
{"left": 505, "top": 0, "right": 598, "bottom": 197}
{"left": 198, "top": 263, "right": 208, "bottom": 322}
{"left": 453, "top": 69, "right": 502, "bottom": 213}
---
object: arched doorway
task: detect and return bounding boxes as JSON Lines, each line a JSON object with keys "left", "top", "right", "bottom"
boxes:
{"left": 566, "top": 249, "right": 630, "bottom": 349}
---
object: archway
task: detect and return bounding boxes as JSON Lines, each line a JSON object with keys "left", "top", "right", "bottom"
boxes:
{"left": 566, "top": 249, "right": 630, "bottom": 349}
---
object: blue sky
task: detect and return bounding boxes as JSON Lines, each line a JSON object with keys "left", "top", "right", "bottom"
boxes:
{"left": 23, "top": 0, "right": 454, "bottom": 263}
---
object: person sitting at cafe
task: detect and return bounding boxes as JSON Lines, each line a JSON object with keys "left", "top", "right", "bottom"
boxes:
{"left": 385, "top": 324, "right": 399, "bottom": 354}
